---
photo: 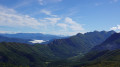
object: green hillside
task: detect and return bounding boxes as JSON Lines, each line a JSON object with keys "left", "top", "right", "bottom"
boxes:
{"left": 74, "top": 33, "right": 120, "bottom": 67}
{"left": 48, "top": 31, "right": 115, "bottom": 58}
{"left": 75, "top": 49, "right": 120, "bottom": 67}
{"left": 0, "top": 42, "right": 54, "bottom": 67}
{"left": 0, "top": 31, "right": 116, "bottom": 67}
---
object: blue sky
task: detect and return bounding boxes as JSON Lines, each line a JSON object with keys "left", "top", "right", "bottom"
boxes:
{"left": 0, "top": 0, "right": 120, "bottom": 35}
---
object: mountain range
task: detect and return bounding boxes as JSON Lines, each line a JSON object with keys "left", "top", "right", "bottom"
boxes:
{"left": 0, "top": 30, "right": 119, "bottom": 67}
{"left": 73, "top": 32, "right": 120, "bottom": 67}
{"left": 0, "top": 33, "right": 63, "bottom": 40}
{"left": 0, "top": 35, "right": 32, "bottom": 44}
{"left": 47, "top": 31, "right": 115, "bottom": 58}
{"left": 0, "top": 33, "right": 64, "bottom": 44}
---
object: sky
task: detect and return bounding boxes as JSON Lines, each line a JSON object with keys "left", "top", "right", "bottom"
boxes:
{"left": 0, "top": 0, "right": 120, "bottom": 35}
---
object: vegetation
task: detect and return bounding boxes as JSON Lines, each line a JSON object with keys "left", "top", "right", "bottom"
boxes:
{"left": 0, "top": 31, "right": 118, "bottom": 67}
{"left": 48, "top": 31, "right": 115, "bottom": 58}
{"left": 74, "top": 49, "right": 120, "bottom": 67}
{"left": 0, "top": 42, "right": 49, "bottom": 67}
{"left": 74, "top": 33, "right": 120, "bottom": 67}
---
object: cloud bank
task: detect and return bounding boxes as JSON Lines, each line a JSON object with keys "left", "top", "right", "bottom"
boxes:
{"left": 110, "top": 25, "right": 120, "bottom": 30}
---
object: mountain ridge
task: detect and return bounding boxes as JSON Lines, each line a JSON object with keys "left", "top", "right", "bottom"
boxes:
{"left": 0, "top": 30, "right": 117, "bottom": 67}
{"left": 74, "top": 32, "right": 120, "bottom": 67}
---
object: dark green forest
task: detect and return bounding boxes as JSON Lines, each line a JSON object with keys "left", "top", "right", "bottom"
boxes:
{"left": 0, "top": 31, "right": 120, "bottom": 67}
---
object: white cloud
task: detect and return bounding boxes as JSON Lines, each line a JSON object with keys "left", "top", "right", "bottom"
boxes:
{"left": 65, "top": 17, "right": 84, "bottom": 31}
{"left": 38, "top": 0, "right": 44, "bottom": 5}
{"left": 41, "top": 9, "right": 51, "bottom": 15}
{"left": 0, "top": 6, "right": 46, "bottom": 29}
{"left": 41, "top": 9, "right": 57, "bottom": 17}
{"left": 110, "top": 0, "right": 119, "bottom": 3}
{"left": 12, "top": 0, "right": 33, "bottom": 9}
{"left": 0, "top": 5, "right": 62, "bottom": 34}
{"left": 38, "top": 0, "right": 62, "bottom": 5}
{"left": 52, "top": 0, "right": 62, "bottom": 2}
{"left": 117, "top": 25, "right": 120, "bottom": 29}
{"left": 57, "top": 23, "right": 67, "bottom": 30}
{"left": 44, "top": 18, "right": 61, "bottom": 24}
{"left": 39, "top": 17, "right": 61, "bottom": 26}
{"left": 113, "top": 0, "right": 118, "bottom": 2}
{"left": 0, "top": 6, "right": 85, "bottom": 35}
{"left": 110, "top": 27, "right": 117, "bottom": 30}
{"left": 29, "top": 40, "right": 46, "bottom": 43}
{"left": 110, "top": 25, "right": 120, "bottom": 30}
{"left": 56, "top": 17, "right": 84, "bottom": 35}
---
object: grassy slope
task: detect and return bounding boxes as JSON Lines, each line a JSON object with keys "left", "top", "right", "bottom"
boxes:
{"left": 75, "top": 50, "right": 120, "bottom": 67}
{"left": 0, "top": 31, "right": 115, "bottom": 67}
{"left": 0, "top": 42, "right": 55, "bottom": 67}
{"left": 74, "top": 33, "right": 120, "bottom": 67}
{"left": 48, "top": 31, "right": 114, "bottom": 59}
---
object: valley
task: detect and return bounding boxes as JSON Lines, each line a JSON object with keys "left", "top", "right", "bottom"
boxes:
{"left": 0, "top": 31, "right": 119, "bottom": 67}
